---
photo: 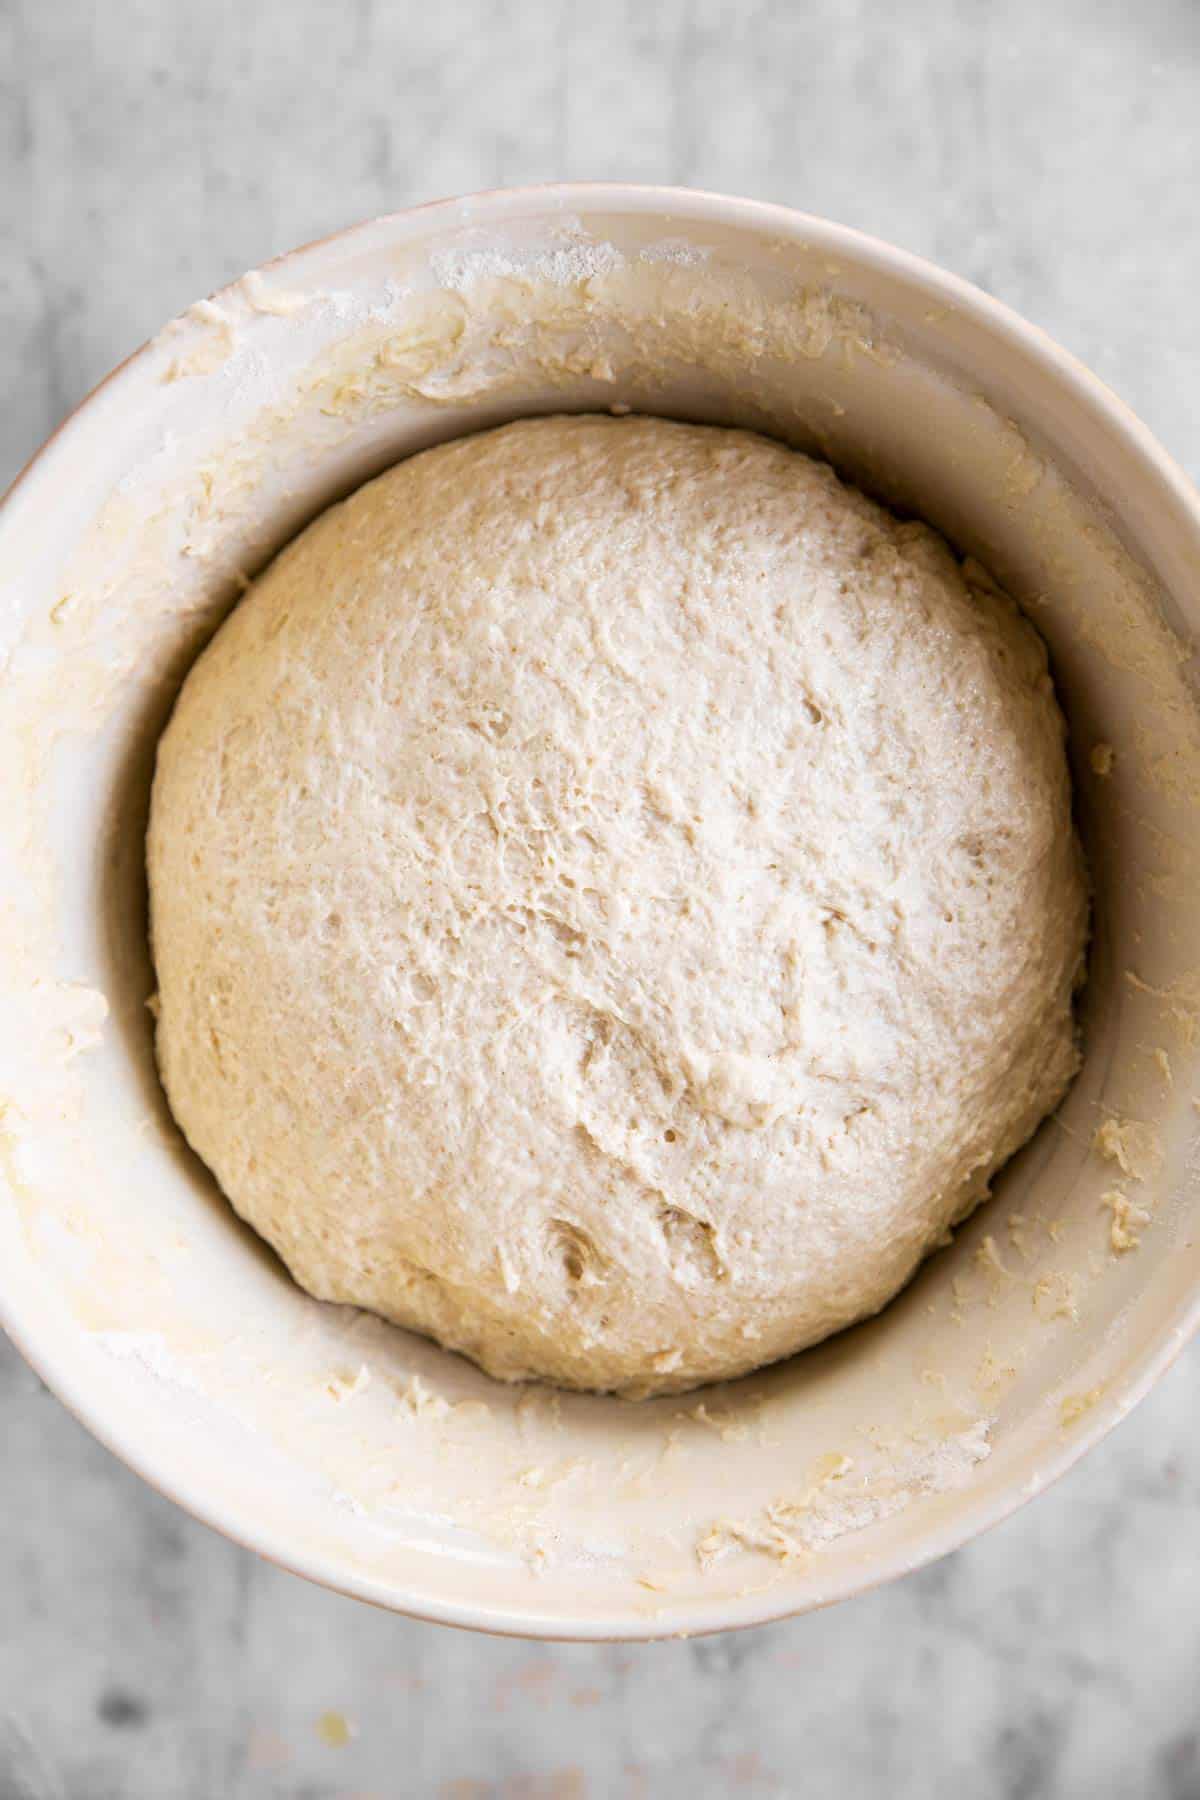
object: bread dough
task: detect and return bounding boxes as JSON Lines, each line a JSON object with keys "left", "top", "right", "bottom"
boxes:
{"left": 148, "top": 416, "right": 1087, "bottom": 1396}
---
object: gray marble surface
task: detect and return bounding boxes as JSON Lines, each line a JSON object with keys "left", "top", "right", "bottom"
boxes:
{"left": 2, "top": 1, "right": 1199, "bottom": 1795}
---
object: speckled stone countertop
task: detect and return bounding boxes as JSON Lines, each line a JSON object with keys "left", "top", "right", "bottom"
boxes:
{"left": 2, "top": 2, "right": 1199, "bottom": 1795}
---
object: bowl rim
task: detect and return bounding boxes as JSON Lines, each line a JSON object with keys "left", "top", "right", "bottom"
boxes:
{"left": 3, "top": 180, "right": 1200, "bottom": 1641}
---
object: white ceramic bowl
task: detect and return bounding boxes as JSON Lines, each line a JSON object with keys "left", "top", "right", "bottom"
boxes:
{"left": 3, "top": 185, "right": 1199, "bottom": 1640}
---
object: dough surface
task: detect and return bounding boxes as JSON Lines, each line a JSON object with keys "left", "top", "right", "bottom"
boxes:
{"left": 148, "top": 416, "right": 1087, "bottom": 1396}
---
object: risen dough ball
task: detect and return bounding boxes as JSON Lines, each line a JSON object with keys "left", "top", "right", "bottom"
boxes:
{"left": 148, "top": 416, "right": 1087, "bottom": 1396}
